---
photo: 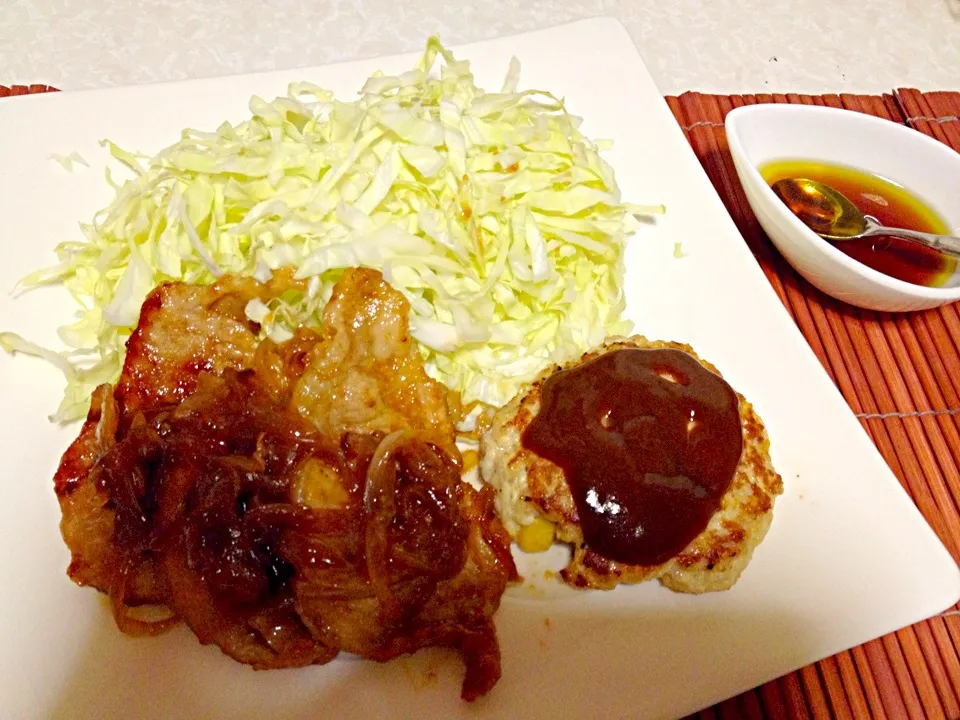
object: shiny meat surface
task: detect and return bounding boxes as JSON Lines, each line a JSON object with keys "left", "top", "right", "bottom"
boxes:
{"left": 54, "top": 268, "right": 517, "bottom": 700}
{"left": 480, "top": 336, "right": 783, "bottom": 593}
{"left": 114, "top": 272, "right": 300, "bottom": 416}
{"left": 292, "top": 267, "right": 454, "bottom": 441}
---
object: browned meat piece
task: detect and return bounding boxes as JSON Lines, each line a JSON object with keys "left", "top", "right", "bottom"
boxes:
{"left": 56, "top": 271, "right": 301, "bottom": 603}
{"left": 291, "top": 268, "right": 455, "bottom": 442}
{"left": 54, "top": 268, "right": 517, "bottom": 700}
{"left": 115, "top": 271, "right": 302, "bottom": 416}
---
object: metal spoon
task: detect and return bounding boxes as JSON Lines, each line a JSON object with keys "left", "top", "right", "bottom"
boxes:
{"left": 771, "top": 177, "right": 960, "bottom": 259}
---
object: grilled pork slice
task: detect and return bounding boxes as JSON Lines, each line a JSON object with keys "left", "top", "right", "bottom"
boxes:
{"left": 54, "top": 268, "right": 516, "bottom": 701}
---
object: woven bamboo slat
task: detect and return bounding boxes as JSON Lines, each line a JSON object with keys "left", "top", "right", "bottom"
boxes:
{"left": 666, "top": 90, "right": 960, "bottom": 719}
{"left": 0, "top": 84, "right": 57, "bottom": 98}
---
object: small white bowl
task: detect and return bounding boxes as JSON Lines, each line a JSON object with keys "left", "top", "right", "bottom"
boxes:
{"left": 725, "top": 104, "right": 960, "bottom": 312}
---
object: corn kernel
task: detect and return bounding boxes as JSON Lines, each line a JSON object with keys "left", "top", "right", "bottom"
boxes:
{"left": 517, "top": 517, "right": 555, "bottom": 553}
{"left": 294, "top": 457, "right": 350, "bottom": 509}
{"left": 461, "top": 449, "right": 479, "bottom": 474}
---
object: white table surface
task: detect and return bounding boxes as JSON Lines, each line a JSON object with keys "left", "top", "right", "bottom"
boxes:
{"left": 1, "top": 0, "right": 958, "bottom": 96}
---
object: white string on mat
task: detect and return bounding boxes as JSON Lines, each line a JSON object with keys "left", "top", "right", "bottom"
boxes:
{"left": 676, "top": 115, "right": 960, "bottom": 133}
{"left": 856, "top": 408, "right": 960, "bottom": 420}
{"left": 677, "top": 120, "right": 727, "bottom": 131}
{"left": 903, "top": 115, "right": 960, "bottom": 125}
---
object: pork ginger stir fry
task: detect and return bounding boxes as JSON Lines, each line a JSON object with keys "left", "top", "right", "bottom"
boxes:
{"left": 54, "top": 268, "right": 517, "bottom": 701}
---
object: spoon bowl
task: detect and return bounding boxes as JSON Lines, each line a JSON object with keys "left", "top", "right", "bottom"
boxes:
{"left": 771, "top": 177, "right": 960, "bottom": 256}
{"left": 770, "top": 178, "right": 867, "bottom": 240}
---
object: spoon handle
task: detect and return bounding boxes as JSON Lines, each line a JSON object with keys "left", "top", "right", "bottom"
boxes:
{"left": 863, "top": 218, "right": 960, "bottom": 259}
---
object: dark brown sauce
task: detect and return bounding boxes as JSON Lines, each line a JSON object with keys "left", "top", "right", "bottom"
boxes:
{"left": 761, "top": 159, "right": 955, "bottom": 287}
{"left": 522, "top": 348, "right": 743, "bottom": 566}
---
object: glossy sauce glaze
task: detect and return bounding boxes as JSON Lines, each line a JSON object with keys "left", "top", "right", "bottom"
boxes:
{"left": 522, "top": 348, "right": 743, "bottom": 566}
{"left": 761, "top": 159, "right": 956, "bottom": 287}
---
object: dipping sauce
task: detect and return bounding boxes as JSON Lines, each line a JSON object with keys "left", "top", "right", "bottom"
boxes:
{"left": 522, "top": 348, "right": 743, "bottom": 567}
{"left": 761, "top": 159, "right": 956, "bottom": 287}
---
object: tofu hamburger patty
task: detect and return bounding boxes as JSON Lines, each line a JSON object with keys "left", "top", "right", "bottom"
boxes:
{"left": 480, "top": 336, "right": 783, "bottom": 593}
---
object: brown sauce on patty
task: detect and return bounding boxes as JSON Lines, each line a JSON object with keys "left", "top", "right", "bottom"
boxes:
{"left": 522, "top": 348, "right": 743, "bottom": 566}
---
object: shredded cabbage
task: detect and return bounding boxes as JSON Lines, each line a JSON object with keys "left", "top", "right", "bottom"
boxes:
{"left": 50, "top": 152, "right": 90, "bottom": 172}
{"left": 4, "top": 37, "right": 663, "bottom": 423}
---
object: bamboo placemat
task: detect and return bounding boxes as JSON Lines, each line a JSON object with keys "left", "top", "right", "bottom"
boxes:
{"left": 0, "top": 84, "right": 57, "bottom": 98}
{"left": 4, "top": 82, "right": 960, "bottom": 719}
{"left": 667, "top": 90, "right": 960, "bottom": 720}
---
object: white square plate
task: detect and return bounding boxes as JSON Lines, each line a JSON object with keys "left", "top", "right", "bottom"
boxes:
{"left": 1, "top": 17, "right": 957, "bottom": 720}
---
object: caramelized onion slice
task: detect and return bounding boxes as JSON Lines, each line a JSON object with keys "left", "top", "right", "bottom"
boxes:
{"left": 363, "top": 430, "right": 468, "bottom": 623}
{"left": 109, "top": 557, "right": 179, "bottom": 637}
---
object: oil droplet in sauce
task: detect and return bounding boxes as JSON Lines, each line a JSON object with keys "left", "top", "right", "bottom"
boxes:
{"left": 760, "top": 159, "right": 956, "bottom": 287}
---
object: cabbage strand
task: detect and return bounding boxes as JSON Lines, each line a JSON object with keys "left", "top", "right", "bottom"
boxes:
{"left": 4, "top": 36, "right": 663, "bottom": 422}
